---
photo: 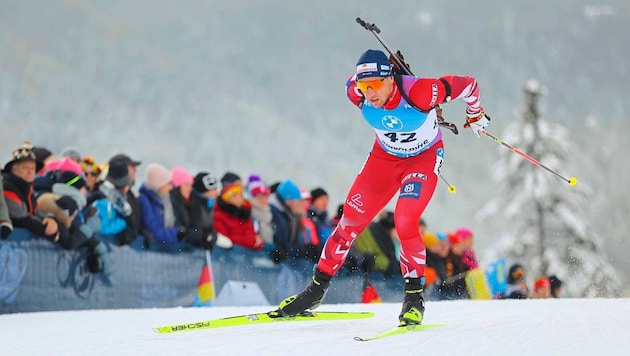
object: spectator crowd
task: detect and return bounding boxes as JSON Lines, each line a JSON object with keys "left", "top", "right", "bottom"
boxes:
{"left": 1, "top": 141, "right": 562, "bottom": 300}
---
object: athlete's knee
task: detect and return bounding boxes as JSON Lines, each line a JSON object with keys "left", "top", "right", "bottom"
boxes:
{"left": 333, "top": 217, "right": 368, "bottom": 243}
{"left": 394, "top": 216, "right": 422, "bottom": 241}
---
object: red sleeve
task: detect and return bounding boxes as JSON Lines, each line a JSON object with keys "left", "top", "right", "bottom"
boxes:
{"left": 406, "top": 78, "right": 449, "bottom": 111}
{"left": 407, "top": 75, "right": 482, "bottom": 114}
{"left": 439, "top": 75, "right": 483, "bottom": 114}
{"left": 345, "top": 75, "right": 364, "bottom": 108}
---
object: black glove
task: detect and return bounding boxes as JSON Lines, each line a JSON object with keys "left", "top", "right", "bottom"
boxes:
{"left": 201, "top": 232, "right": 218, "bottom": 250}
{"left": 176, "top": 226, "right": 188, "bottom": 242}
{"left": 56, "top": 196, "right": 79, "bottom": 217}
{"left": 182, "top": 228, "right": 202, "bottom": 245}
{"left": 117, "top": 227, "right": 136, "bottom": 246}
{"left": 1, "top": 221, "right": 13, "bottom": 240}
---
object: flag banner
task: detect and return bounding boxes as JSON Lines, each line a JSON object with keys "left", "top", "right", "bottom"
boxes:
{"left": 193, "top": 251, "right": 215, "bottom": 307}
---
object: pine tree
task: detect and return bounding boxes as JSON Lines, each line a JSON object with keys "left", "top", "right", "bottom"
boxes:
{"left": 480, "top": 79, "right": 621, "bottom": 297}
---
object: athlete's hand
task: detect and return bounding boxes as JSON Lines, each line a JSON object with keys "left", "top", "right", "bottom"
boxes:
{"left": 463, "top": 111, "right": 490, "bottom": 138}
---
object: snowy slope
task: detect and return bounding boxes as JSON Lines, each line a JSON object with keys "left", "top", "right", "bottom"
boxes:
{"left": 3, "top": 299, "right": 629, "bottom": 355}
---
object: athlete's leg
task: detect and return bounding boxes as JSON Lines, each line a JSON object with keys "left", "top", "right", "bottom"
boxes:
{"left": 317, "top": 147, "right": 400, "bottom": 276}
{"left": 395, "top": 142, "right": 443, "bottom": 279}
{"left": 277, "top": 145, "right": 402, "bottom": 316}
{"left": 395, "top": 143, "right": 443, "bottom": 326}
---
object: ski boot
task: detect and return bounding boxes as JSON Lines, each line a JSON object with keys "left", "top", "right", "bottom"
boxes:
{"left": 271, "top": 269, "right": 332, "bottom": 317}
{"left": 398, "top": 277, "right": 425, "bottom": 326}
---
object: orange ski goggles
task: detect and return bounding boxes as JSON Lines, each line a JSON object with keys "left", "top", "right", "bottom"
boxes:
{"left": 355, "top": 77, "right": 387, "bottom": 93}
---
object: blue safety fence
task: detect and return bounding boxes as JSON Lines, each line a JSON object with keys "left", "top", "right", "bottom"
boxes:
{"left": 0, "top": 229, "right": 404, "bottom": 313}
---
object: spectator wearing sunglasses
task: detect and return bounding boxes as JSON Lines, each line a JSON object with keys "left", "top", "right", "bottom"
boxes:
{"left": 81, "top": 156, "right": 102, "bottom": 195}
{"left": 2, "top": 141, "right": 60, "bottom": 242}
{"left": 275, "top": 49, "right": 489, "bottom": 327}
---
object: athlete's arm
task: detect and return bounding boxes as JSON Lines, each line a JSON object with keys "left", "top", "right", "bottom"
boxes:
{"left": 407, "top": 76, "right": 482, "bottom": 114}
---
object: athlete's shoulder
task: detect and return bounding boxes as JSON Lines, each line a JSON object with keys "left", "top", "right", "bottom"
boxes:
{"left": 406, "top": 76, "right": 449, "bottom": 111}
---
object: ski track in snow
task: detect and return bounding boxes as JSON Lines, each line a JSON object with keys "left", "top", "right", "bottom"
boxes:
{"left": 2, "top": 299, "right": 630, "bottom": 355}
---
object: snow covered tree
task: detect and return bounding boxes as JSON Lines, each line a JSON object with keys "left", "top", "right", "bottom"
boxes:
{"left": 480, "top": 79, "right": 621, "bottom": 297}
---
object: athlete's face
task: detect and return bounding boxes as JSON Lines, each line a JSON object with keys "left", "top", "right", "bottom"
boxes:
{"left": 356, "top": 76, "right": 394, "bottom": 108}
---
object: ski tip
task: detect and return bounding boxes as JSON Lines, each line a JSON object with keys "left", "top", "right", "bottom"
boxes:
{"left": 353, "top": 336, "right": 366, "bottom": 341}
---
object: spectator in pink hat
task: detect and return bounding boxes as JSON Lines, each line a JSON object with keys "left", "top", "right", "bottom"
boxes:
{"left": 170, "top": 166, "right": 209, "bottom": 247}
{"left": 43, "top": 156, "right": 83, "bottom": 175}
{"left": 448, "top": 227, "right": 478, "bottom": 270}
{"left": 138, "top": 163, "right": 187, "bottom": 245}
{"left": 247, "top": 174, "right": 274, "bottom": 249}
{"left": 435, "top": 228, "right": 479, "bottom": 300}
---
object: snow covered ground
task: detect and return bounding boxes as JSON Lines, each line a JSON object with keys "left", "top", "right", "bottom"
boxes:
{"left": 3, "top": 298, "right": 629, "bottom": 355}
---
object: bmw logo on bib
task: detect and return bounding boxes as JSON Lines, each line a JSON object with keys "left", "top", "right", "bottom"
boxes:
{"left": 382, "top": 115, "right": 403, "bottom": 131}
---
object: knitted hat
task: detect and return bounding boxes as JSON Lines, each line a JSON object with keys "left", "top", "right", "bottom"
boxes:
{"left": 534, "top": 277, "right": 551, "bottom": 292}
{"left": 32, "top": 146, "right": 52, "bottom": 172}
{"left": 249, "top": 180, "right": 270, "bottom": 197}
{"left": 4, "top": 141, "right": 36, "bottom": 172}
{"left": 61, "top": 147, "right": 82, "bottom": 162}
{"left": 193, "top": 172, "right": 218, "bottom": 193}
{"left": 81, "top": 156, "right": 101, "bottom": 175}
{"left": 299, "top": 187, "right": 311, "bottom": 200}
{"left": 171, "top": 166, "right": 194, "bottom": 187}
{"left": 247, "top": 174, "right": 262, "bottom": 185}
{"left": 220, "top": 172, "right": 241, "bottom": 187}
{"left": 448, "top": 227, "right": 474, "bottom": 245}
{"left": 309, "top": 187, "right": 328, "bottom": 203}
{"left": 56, "top": 171, "right": 87, "bottom": 190}
{"left": 422, "top": 232, "right": 439, "bottom": 249}
{"left": 56, "top": 195, "right": 80, "bottom": 217}
{"left": 145, "top": 163, "right": 171, "bottom": 191}
{"left": 106, "top": 163, "right": 131, "bottom": 188}
{"left": 44, "top": 157, "right": 83, "bottom": 175}
{"left": 108, "top": 153, "right": 141, "bottom": 167}
{"left": 356, "top": 49, "right": 392, "bottom": 80}
{"left": 276, "top": 179, "right": 301, "bottom": 202}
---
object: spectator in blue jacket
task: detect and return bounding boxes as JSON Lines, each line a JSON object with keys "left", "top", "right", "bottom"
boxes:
{"left": 269, "top": 179, "right": 319, "bottom": 263}
{"left": 92, "top": 163, "right": 135, "bottom": 245}
{"left": 138, "top": 163, "right": 186, "bottom": 245}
